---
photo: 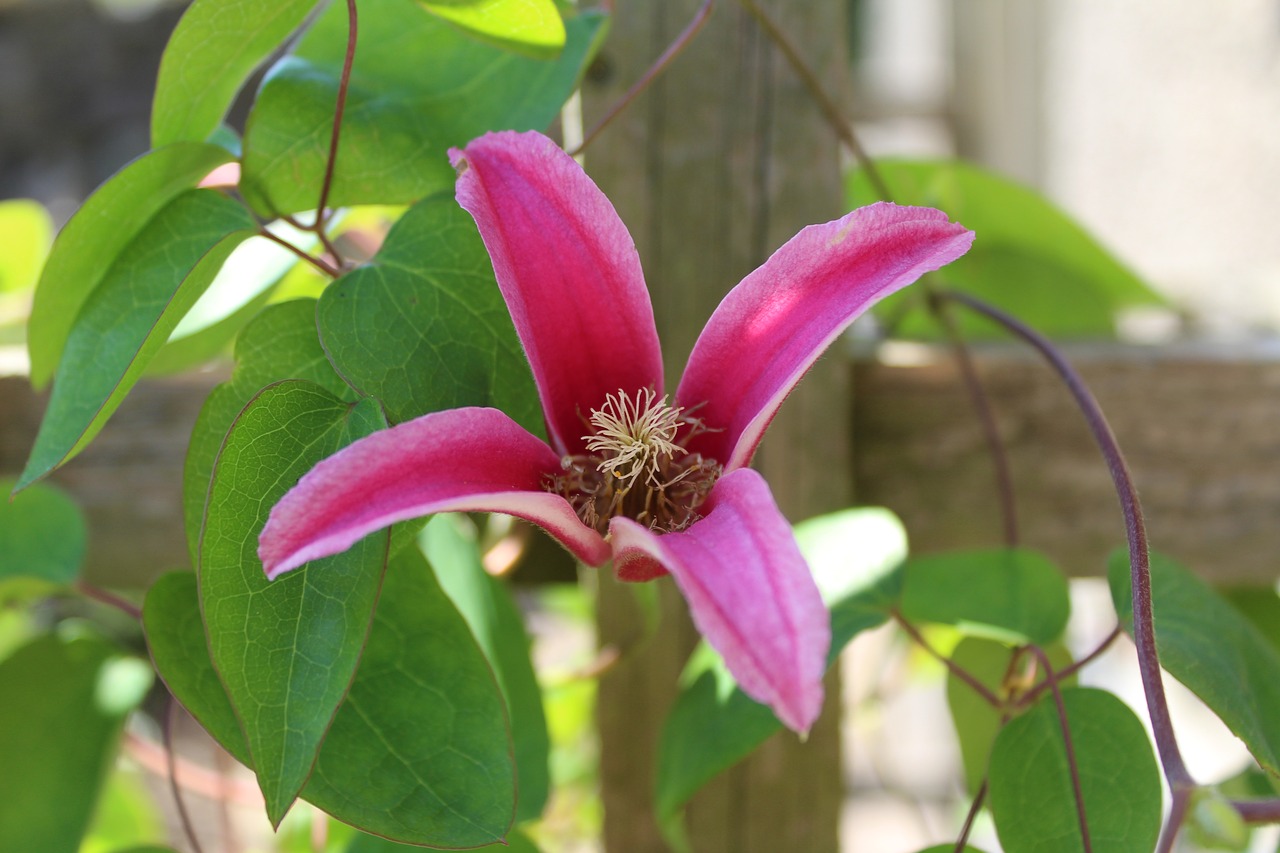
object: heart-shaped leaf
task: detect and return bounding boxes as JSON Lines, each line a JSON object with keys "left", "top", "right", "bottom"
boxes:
{"left": 316, "top": 194, "right": 540, "bottom": 433}
{"left": 148, "top": 547, "right": 515, "bottom": 846}
{"left": 198, "top": 380, "right": 390, "bottom": 824}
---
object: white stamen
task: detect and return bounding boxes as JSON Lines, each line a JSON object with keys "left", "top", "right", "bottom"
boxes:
{"left": 583, "top": 389, "right": 683, "bottom": 489}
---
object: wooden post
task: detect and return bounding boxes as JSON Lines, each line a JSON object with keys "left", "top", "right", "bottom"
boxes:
{"left": 580, "top": 2, "right": 851, "bottom": 850}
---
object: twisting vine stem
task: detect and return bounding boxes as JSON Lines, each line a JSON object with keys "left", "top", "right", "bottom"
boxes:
{"left": 314, "top": 0, "right": 359, "bottom": 241}
{"left": 735, "top": 0, "right": 892, "bottom": 202}
{"left": 568, "top": 0, "right": 715, "bottom": 157}
{"left": 891, "top": 610, "right": 1002, "bottom": 708}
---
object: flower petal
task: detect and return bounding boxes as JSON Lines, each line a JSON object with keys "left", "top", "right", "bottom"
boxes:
{"left": 258, "top": 407, "right": 609, "bottom": 579}
{"left": 608, "top": 468, "right": 829, "bottom": 734}
{"left": 451, "top": 130, "right": 664, "bottom": 456}
{"left": 677, "top": 202, "right": 974, "bottom": 471}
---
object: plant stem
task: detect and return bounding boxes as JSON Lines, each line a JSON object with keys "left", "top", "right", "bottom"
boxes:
{"left": 314, "top": 0, "right": 359, "bottom": 236}
{"left": 1231, "top": 798, "right": 1280, "bottom": 823}
{"left": 257, "top": 228, "right": 340, "bottom": 278}
{"left": 940, "top": 289, "right": 1194, "bottom": 794}
{"left": 1018, "top": 625, "right": 1122, "bottom": 707}
{"left": 569, "top": 0, "right": 715, "bottom": 157}
{"left": 929, "top": 290, "right": 1019, "bottom": 547}
{"left": 737, "top": 0, "right": 892, "bottom": 201}
{"left": 1156, "top": 786, "right": 1192, "bottom": 853}
{"left": 954, "top": 778, "right": 988, "bottom": 852}
{"left": 165, "top": 697, "right": 205, "bottom": 853}
{"left": 73, "top": 580, "right": 141, "bottom": 621}
{"left": 891, "top": 609, "right": 1002, "bottom": 707}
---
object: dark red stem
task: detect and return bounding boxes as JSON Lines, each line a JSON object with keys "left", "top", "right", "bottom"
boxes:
{"left": 892, "top": 610, "right": 1002, "bottom": 707}
{"left": 313, "top": 0, "right": 358, "bottom": 237}
{"left": 164, "top": 697, "right": 205, "bottom": 853}
{"left": 257, "top": 228, "right": 340, "bottom": 278}
{"left": 73, "top": 580, "right": 141, "bottom": 621}
{"left": 570, "top": 0, "right": 715, "bottom": 157}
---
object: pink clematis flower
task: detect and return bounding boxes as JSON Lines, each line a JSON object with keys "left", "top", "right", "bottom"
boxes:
{"left": 258, "top": 130, "right": 973, "bottom": 733}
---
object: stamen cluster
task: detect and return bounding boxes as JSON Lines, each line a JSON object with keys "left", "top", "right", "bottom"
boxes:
{"left": 547, "top": 388, "right": 721, "bottom": 535}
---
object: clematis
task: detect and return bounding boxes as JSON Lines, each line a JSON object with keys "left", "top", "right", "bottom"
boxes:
{"left": 258, "top": 130, "right": 973, "bottom": 733}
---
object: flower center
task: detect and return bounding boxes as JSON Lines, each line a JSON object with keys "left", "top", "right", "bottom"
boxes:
{"left": 546, "top": 388, "right": 721, "bottom": 535}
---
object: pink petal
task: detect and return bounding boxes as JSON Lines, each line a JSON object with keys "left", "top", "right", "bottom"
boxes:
{"left": 609, "top": 469, "right": 830, "bottom": 734}
{"left": 258, "top": 407, "right": 609, "bottom": 579}
{"left": 677, "top": 202, "right": 974, "bottom": 471}
{"left": 451, "top": 131, "right": 664, "bottom": 457}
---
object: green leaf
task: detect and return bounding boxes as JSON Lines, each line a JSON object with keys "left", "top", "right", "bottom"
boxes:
{"left": 1222, "top": 585, "right": 1280, "bottom": 653}
{"left": 240, "top": 0, "right": 604, "bottom": 214}
{"left": 152, "top": 0, "right": 322, "bottom": 147}
{"left": 149, "top": 219, "right": 321, "bottom": 375}
{"left": 17, "top": 190, "right": 256, "bottom": 490}
{"left": 27, "top": 143, "right": 236, "bottom": 387}
{"left": 148, "top": 550, "right": 516, "bottom": 846}
{"left": 900, "top": 548, "right": 1070, "bottom": 645}
{"left": 654, "top": 508, "right": 907, "bottom": 834}
{"left": 0, "top": 199, "right": 53, "bottom": 294}
{"left": 916, "top": 847, "right": 991, "bottom": 853}
{"left": 0, "top": 633, "right": 133, "bottom": 853}
{"left": 946, "top": 637, "right": 1075, "bottom": 793}
{"left": 0, "top": 478, "right": 86, "bottom": 585}
{"left": 182, "top": 299, "right": 355, "bottom": 559}
{"left": 317, "top": 194, "right": 541, "bottom": 432}
{"left": 847, "top": 160, "right": 1165, "bottom": 340}
{"left": 1109, "top": 550, "right": 1280, "bottom": 777}
{"left": 421, "top": 515, "right": 550, "bottom": 822}
{"left": 987, "top": 687, "right": 1161, "bottom": 853}
{"left": 198, "top": 381, "right": 390, "bottom": 825}
{"left": 418, "top": 0, "right": 566, "bottom": 58}
{"left": 345, "top": 823, "right": 539, "bottom": 851}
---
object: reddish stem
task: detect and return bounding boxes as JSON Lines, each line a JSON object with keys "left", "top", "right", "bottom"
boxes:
{"left": 314, "top": 0, "right": 358, "bottom": 235}
{"left": 737, "top": 0, "right": 892, "bottom": 202}
{"left": 891, "top": 610, "right": 1002, "bottom": 707}
{"left": 164, "top": 698, "right": 205, "bottom": 853}
{"left": 257, "top": 228, "right": 340, "bottom": 278}
{"left": 1231, "top": 798, "right": 1280, "bottom": 823}
{"left": 569, "top": 0, "right": 715, "bottom": 157}
{"left": 1018, "top": 625, "right": 1123, "bottom": 707}
{"left": 74, "top": 580, "right": 141, "bottom": 621}
{"left": 954, "top": 777, "right": 988, "bottom": 852}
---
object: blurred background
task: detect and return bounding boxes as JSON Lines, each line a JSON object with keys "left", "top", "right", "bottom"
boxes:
{"left": 2, "top": 0, "right": 1278, "bottom": 851}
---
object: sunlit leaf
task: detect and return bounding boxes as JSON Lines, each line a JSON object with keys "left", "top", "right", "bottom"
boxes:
{"left": 198, "top": 381, "right": 389, "bottom": 824}
{"left": 0, "top": 478, "right": 86, "bottom": 585}
{"left": 27, "top": 143, "right": 236, "bottom": 388}
{"left": 418, "top": 0, "right": 566, "bottom": 58}
{"left": 240, "top": 0, "right": 604, "bottom": 214}
{"left": 152, "top": 0, "right": 322, "bottom": 147}
{"left": 900, "top": 548, "right": 1070, "bottom": 645}
{"left": 988, "top": 687, "right": 1161, "bottom": 853}
{"left": 421, "top": 514, "right": 550, "bottom": 821}
{"left": 316, "top": 193, "right": 541, "bottom": 433}
{"left": 0, "top": 633, "right": 136, "bottom": 853}
{"left": 1110, "top": 550, "right": 1280, "bottom": 778}
{"left": 847, "top": 159, "right": 1165, "bottom": 340}
{"left": 654, "top": 509, "right": 907, "bottom": 836}
{"left": 182, "top": 299, "right": 355, "bottom": 559}
{"left": 17, "top": 190, "right": 255, "bottom": 490}
{"left": 0, "top": 199, "right": 53, "bottom": 294}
